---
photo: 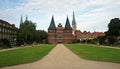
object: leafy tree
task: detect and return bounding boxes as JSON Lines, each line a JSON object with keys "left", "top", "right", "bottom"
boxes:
{"left": 17, "top": 16, "right": 48, "bottom": 45}
{"left": 98, "top": 36, "right": 106, "bottom": 44}
{"left": 36, "top": 30, "right": 48, "bottom": 43}
{"left": 108, "top": 35, "right": 116, "bottom": 44}
{"left": 18, "top": 16, "right": 36, "bottom": 45}
{"left": 104, "top": 18, "right": 120, "bottom": 45}
{"left": 107, "top": 18, "right": 120, "bottom": 37}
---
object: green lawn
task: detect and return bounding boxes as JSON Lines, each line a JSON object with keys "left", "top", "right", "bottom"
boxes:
{"left": 0, "top": 44, "right": 55, "bottom": 67}
{"left": 66, "top": 44, "right": 120, "bottom": 63}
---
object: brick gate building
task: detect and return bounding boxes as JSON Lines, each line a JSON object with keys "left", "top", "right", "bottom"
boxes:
{"left": 48, "top": 16, "right": 74, "bottom": 44}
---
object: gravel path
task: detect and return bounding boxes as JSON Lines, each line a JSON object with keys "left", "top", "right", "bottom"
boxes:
{"left": 1, "top": 44, "right": 120, "bottom": 69}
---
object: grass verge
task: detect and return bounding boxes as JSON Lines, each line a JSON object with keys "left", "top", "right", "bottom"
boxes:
{"left": 0, "top": 44, "right": 55, "bottom": 67}
{"left": 66, "top": 44, "right": 120, "bottom": 63}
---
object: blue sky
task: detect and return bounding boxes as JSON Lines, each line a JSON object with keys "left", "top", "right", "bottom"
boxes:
{"left": 0, "top": 0, "right": 120, "bottom": 32}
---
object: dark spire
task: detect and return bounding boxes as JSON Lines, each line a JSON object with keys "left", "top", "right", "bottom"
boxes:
{"left": 48, "top": 16, "right": 56, "bottom": 30}
{"left": 64, "top": 16, "right": 72, "bottom": 30}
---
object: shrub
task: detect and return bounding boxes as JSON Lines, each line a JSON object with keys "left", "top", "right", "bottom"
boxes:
{"left": 98, "top": 36, "right": 106, "bottom": 44}
{"left": 87, "top": 39, "right": 98, "bottom": 44}
{"left": 108, "top": 36, "right": 116, "bottom": 44}
{"left": 72, "top": 39, "right": 81, "bottom": 43}
{"left": 0, "top": 39, "right": 12, "bottom": 48}
{"left": 113, "top": 41, "right": 120, "bottom": 46}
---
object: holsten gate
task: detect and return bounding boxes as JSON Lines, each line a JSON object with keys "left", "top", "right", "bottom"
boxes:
{"left": 48, "top": 16, "right": 74, "bottom": 44}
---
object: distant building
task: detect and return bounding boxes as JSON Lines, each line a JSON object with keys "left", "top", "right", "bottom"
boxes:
{"left": 75, "top": 30, "right": 105, "bottom": 41}
{"left": 0, "top": 19, "right": 18, "bottom": 45}
{"left": 48, "top": 16, "right": 74, "bottom": 44}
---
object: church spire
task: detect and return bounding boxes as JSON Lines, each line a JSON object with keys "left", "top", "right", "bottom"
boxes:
{"left": 48, "top": 16, "right": 56, "bottom": 30}
{"left": 25, "top": 15, "right": 28, "bottom": 21}
{"left": 64, "top": 16, "right": 72, "bottom": 30}
{"left": 72, "top": 11, "right": 77, "bottom": 31}
{"left": 20, "top": 16, "right": 23, "bottom": 28}
{"left": 20, "top": 16, "right": 23, "bottom": 24}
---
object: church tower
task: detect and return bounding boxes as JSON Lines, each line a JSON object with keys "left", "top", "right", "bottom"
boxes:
{"left": 72, "top": 11, "right": 77, "bottom": 35}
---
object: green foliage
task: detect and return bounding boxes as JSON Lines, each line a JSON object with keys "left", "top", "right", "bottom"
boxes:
{"left": 101, "top": 18, "right": 120, "bottom": 46}
{"left": 98, "top": 36, "right": 106, "bottom": 44}
{"left": 18, "top": 19, "right": 36, "bottom": 44}
{"left": 0, "top": 44, "right": 55, "bottom": 67}
{"left": 107, "top": 18, "right": 120, "bottom": 37}
{"left": 0, "top": 39, "right": 12, "bottom": 48}
{"left": 87, "top": 39, "right": 98, "bottom": 44}
{"left": 113, "top": 41, "right": 120, "bottom": 46}
{"left": 17, "top": 17, "right": 48, "bottom": 45}
{"left": 66, "top": 44, "right": 120, "bottom": 63}
{"left": 108, "top": 36, "right": 116, "bottom": 44}
{"left": 36, "top": 30, "right": 48, "bottom": 43}
{"left": 18, "top": 18, "right": 36, "bottom": 45}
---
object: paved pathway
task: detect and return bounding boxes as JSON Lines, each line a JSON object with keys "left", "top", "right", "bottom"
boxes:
{"left": 1, "top": 44, "right": 120, "bottom": 69}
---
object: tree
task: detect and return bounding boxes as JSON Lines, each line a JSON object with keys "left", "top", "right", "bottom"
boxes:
{"left": 36, "top": 30, "right": 48, "bottom": 43}
{"left": 17, "top": 16, "right": 48, "bottom": 45}
{"left": 108, "top": 35, "right": 116, "bottom": 44}
{"left": 18, "top": 16, "right": 36, "bottom": 45}
{"left": 107, "top": 18, "right": 120, "bottom": 37}
{"left": 104, "top": 18, "right": 120, "bottom": 46}
{"left": 98, "top": 36, "right": 106, "bottom": 44}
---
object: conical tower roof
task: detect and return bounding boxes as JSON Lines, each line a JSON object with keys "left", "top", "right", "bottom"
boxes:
{"left": 64, "top": 17, "right": 72, "bottom": 30}
{"left": 48, "top": 16, "right": 56, "bottom": 30}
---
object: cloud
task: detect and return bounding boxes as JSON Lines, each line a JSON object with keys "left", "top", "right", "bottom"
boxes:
{"left": 0, "top": 0, "right": 120, "bottom": 32}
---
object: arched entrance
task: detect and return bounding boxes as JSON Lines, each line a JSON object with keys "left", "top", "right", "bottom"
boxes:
{"left": 57, "top": 40, "right": 63, "bottom": 43}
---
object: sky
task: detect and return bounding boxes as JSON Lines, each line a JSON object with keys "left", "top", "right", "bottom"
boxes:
{"left": 0, "top": 0, "right": 120, "bottom": 32}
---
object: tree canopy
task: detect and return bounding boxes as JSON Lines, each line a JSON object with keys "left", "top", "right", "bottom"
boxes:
{"left": 103, "top": 18, "right": 120, "bottom": 45}
{"left": 107, "top": 18, "right": 120, "bottom": 37}
{"left": 17, "top": 16, "right": 48, "bottom": 45}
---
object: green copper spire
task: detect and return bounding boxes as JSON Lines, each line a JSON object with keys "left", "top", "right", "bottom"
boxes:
{"left": 72, "top": 11, "right": 77, "bottom": 31}
{"left": 20, "top": 16, "right": 23, "bottom": 28}
{"left": 25, "top": 15, "right": 28, "bottom": 21}
{"left": 20, "top": 16, "right": 23, "bottom": 24}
